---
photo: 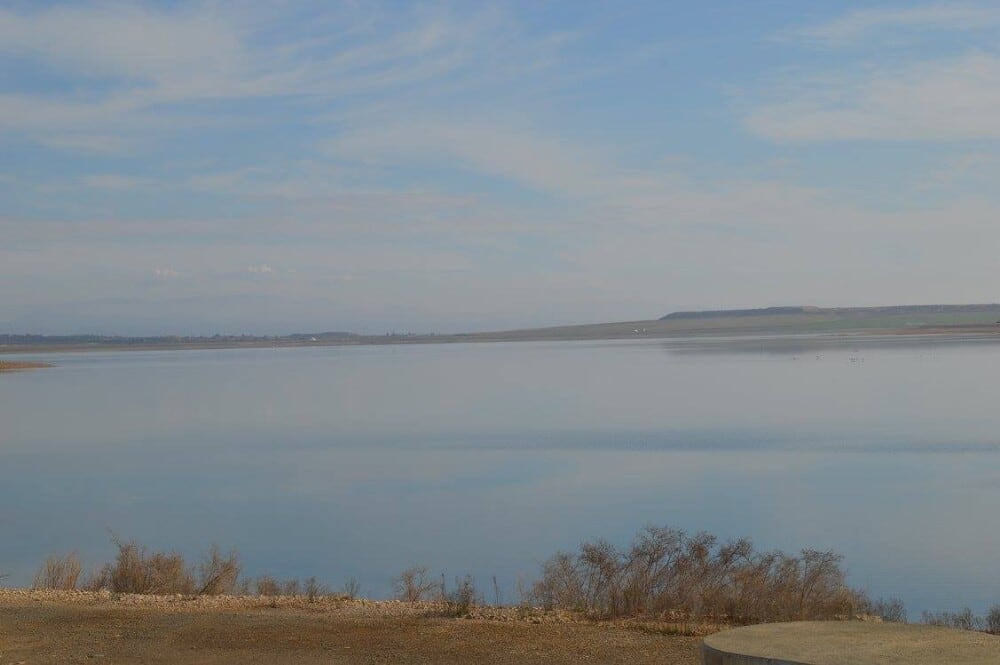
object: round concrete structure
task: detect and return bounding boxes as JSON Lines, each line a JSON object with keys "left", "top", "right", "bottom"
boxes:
{"left": 702, "top": 621, "right": 999, "bottom": 665}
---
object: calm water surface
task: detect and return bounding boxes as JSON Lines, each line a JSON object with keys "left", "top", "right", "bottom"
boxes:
{"left": 2, "top": 337, "right": 999, "bottom": 613}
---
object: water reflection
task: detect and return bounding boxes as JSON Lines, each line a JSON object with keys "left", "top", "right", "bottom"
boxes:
{"left": 1, "top": 338, "right": 998, "bottom": 614}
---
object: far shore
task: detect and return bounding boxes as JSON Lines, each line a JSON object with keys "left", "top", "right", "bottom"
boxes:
{"left": 0, "top": 360, "right": 53, "bottom": 371}
{"left": 4, "top": 322, "right": 1000, "bottom": 356}
{"left": 9, "top": 303, "right": 1000, "bottom": 356}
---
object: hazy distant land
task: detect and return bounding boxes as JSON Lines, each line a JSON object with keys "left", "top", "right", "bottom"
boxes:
{"left": 4, "top": 304, "right": 1000, "bottom": 354}
{"left": 0, "top": 360, "right": 53, "bottom": 371}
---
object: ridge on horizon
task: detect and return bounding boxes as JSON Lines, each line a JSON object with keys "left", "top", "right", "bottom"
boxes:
{"left": 6, "top": 302, "right": 1000, "bottom": 343}
{"left": 660, "top": 303, "right": 1000, "bottom": 321}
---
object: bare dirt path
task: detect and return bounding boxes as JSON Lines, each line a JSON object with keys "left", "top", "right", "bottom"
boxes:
{"left": 0, "top": 592, "right": 700, "bottom": 664}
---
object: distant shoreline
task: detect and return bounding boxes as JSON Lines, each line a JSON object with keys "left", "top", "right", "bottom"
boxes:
{"left": 7, "top": 304, "right": 1000, "bottom": 355}
{"left": 4, "top": 321, "right": 1000, "bottom": 356}
{"left": 0, "top": 360, "right": 53, "bottom": 371}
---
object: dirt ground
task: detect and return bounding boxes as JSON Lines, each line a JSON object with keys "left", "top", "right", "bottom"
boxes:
{"left": 0, "top": 591, "right": 702, "bottom": 664}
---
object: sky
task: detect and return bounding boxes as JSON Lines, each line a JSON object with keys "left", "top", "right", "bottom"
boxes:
{"left": 3, "top": 1, "right": 1000, "bottom": 335}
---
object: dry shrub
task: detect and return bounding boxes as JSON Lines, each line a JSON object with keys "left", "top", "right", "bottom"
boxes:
{"left": 305, "top": 576, "right": 333, "bottom": 602}
{"left": 340, "top": 576, "right": 360, "bottom": 600}
{"left": 84, "top": 537, "right": 245, "bottom": 596}
{"left": 81, "top": 569, "right": 109, "bottom": 592}
{"left": 442, "top": 575, "right": 480, "bottom": 616}
{"left": 105, "top": 537, "right": 195, "bottom": 594}
{"left": 255, "top": 575, "right": 282, "bottom": 596}
{"left": 532, "top": 525, "right": 862, "bottom": 623}
{"left": 197, "top": 545, "right": 241, "bottom": 595}
{"left": 252, "top": 575, "right": 318, "bottom": 597}
{"left": 33, "top": 553, "right": 82, "bottom": 590}
{"left": 922, "top": 608, "right": 983, "bottom": 631}
{"left": 393, "top": 565, "right": 439, "bottom": 602}
{"left": 859, "top": 596, "right": 907, "bottom": 623}
{"left": 987, "top": 605, "right": 1000, "bottom": 635}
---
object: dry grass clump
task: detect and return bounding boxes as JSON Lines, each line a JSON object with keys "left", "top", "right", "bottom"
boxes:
{"left": 531, "top": 525, "right": 866, "bottom": 624}
{"left": 32, "top": 553, "right": 82, "bottom": 590}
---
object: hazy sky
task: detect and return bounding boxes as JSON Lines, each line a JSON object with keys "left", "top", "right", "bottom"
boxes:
{"left": 4, "top": 1, "right": 1000, "bottom": 335}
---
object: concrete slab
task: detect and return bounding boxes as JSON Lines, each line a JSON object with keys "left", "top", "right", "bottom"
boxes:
{"left": 702, "top": 621, "right": 999, "bottom": 665}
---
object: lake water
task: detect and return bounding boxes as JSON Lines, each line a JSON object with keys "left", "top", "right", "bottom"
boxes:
{"left": 2, "top": 337, "right": 999, "bottom": 614}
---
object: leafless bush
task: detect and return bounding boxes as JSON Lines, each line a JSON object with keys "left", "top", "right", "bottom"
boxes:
{"left": 492, "top": 575, "right": 502, "bottom": 606}
{"left": 102, "top": 537, "right": 195, "bottom": 594}
{"left": 305, "top": 576, "right": 333, "bottom": 602}
{"left": 393, "top": 565, "right": 439, "bottom": 602}
{"left": 442, "top": 575, "right": 481, "bottom": 616}
{"left": 340, "top": 576, "right": 360, "bottom": 600}
{"left": 81, "top": 568, "right": 109, "bottom": 592}
{"left": 243, "top": 575, "right": 332, "bottom": 602}
{"left": 987, "top": 605, "right": 1000, "bottom": 635}
{"left": 922, "top": 608, "right": 984, "bottom": 631}
{"left": 33, "top": 553, "right": 82, "bottom": 590}
{"left": 860, "top": 596, "right": 907, "bottom": 623}
{"left": 197, "top": 545, "right": 241, "bottom": 595}
{"left": 252, "top": 575, "right": 312, "bottom": 597}
{"left": 26, "top": 537, "right": 354, "bottom": 601}
{"left": 85, "top": 537, "right": 240, "bottom": 595}
{"left": 255, "top": 575, "right": 282, "bottom": 596}
{"left": 533, "top": 551, "right": 586, "bottom": 611}
{"left": 532, "top": 525, "right": 859, "bottom": 623}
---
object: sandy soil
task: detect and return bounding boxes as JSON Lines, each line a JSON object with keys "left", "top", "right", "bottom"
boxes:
{"left": 0, "top": 591, "right": 701, "bottom": 664}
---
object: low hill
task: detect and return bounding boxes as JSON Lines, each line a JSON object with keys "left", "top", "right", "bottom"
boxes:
{"left": 662, "top": 306, "right": 821, "bottom": 320}
{"left": 662, "top": 304, "right": 1000, "bottom": 321}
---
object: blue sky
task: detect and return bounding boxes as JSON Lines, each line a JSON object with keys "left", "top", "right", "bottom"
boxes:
{"left": 3, "top": 1, "right": 1000, "bottom": 334}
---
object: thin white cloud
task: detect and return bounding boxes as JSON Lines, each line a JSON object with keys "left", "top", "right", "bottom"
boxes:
{"left": 326, "top": 116, "right": 838, "bottom": 235}
{"left": 745, "top": 54, "right": 1000, "bottom": 141}
{"left": 790, "top": 3, "right": 1000, "bottom": 43}
{"left": 328, "top": 120, "right": 608, "bottom": 199}
{"left": 0, "top": 3, "right": 557, "bottom": 149}
{"left": 153, "top": 268, "right": 180, "bottom": 279}
{"left": 246, "top": 264, "right": 275, "bottom": 274}
{"left": 83, "top": 174, "right": 153, "bottom": 190}
{"left": 35, "top": 132, "right": 133, "bottom": 154}
{"left": 0, "top": 3, "right": 242, "bottom": 81}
